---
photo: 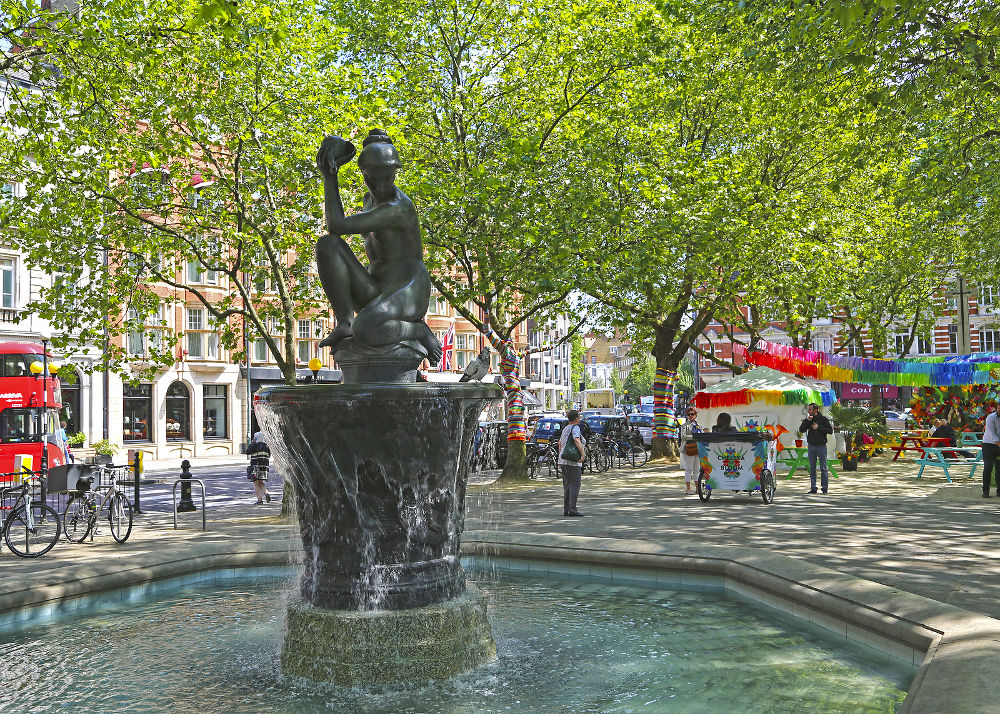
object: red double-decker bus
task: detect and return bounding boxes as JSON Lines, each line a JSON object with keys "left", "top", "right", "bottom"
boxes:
{"left": 0, "top": 342, "right": 66, "bottom": 483}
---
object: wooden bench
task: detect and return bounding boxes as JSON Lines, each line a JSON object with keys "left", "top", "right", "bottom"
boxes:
{"left": 914, "top": 446, "right": 982, "bottom": 482}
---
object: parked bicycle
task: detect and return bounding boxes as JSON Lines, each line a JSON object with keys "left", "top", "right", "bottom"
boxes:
{"left": 0, "top": 473, "right": 61, "bottom": 557}
{"left": 602, "top": 433, "right": 649, "bottom": 469}
{"left": 584, "top": 436, "right": 610, "bottom": 473}
{"left": 62, "top": 464, "right": 133, "bottom": 544}
{"left": 527, "top": 441, "right": 559, "bottom": 479}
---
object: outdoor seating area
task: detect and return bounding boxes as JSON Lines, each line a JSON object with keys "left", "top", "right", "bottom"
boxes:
{"left": 913, "top": 447, "right": 983, "bottom": 482}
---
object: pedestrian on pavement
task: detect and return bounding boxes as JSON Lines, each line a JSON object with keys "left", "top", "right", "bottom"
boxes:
{"left": 558, "top": 409, "right": 586, "bottom": 517}
{"left": 681, "top": 407, "right": 702, "bottom": 495}
{"left": 982, "top": 407, "right": 1000, "bottom": 497}
{"left": 58, "top": 418, "right": 74, "bottom": 464}
{"left": 799, "top": 403, "right": 833, "bottom": 494}
{"left": 245, "top": 431, "right": 272, "bottom": 505}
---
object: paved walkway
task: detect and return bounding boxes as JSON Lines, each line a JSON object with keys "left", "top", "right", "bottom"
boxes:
{"left": 3, "top": 450, "right": 1000, "bottom": 625}
{"left": 467, "top": 454, "right": 1000, "bottom": 620}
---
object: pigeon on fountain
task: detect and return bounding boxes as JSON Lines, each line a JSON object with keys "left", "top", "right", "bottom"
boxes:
{"left": 459, "top": 347, "right": 491, "bottom": 382}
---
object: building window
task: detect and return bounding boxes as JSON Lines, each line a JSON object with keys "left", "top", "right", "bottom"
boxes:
{"left": 917, "top": 335, "right": 933, "bottom": 355}
{"left": 165, "top": 381, "right": 191, "bottom": 441}
{"left": 554, "top": 364, "right": 560, "bottom": 382}
{"left": 531, "top": 358, "right": 539, "bottom": 377}
{"left": 123, "top": 384, "right": 152, "bottom": 442}
{"left": 0, "top": 183, "right": 15, "bottom": 200}
{"left": 203, "top": 385, "right": 227, "bottom": 439}
{"left": 0, "top": 258, "right": 15, "bottom": 308}
{"left": 186, "top": 307, "right": 219, "bottom": 360}
{"left": 980, "top": 329, "right": 1000, "bottom": 353}
{"left": 812, "top": 337, "right": 831, "bottom": 353}
{"left": 186, "top": 259, "right": 217, "bottom": 285}
{"left": 590, "top": 356, "right": 596, "bottom": 364}
{"left": 981, "top": 286, "right": 997, "bottom": 310}
{"left": 253, "top": 338, "right": 269, "bottom": 363}
{"left": 544, "top": 363, "right": 551, "bottom": 381}
{"left": 949, "top": 324, "right": 959, "bottom": 353}
{"left": 297, "top": 339, "right": 312, "bottom": 363}
{"left": 894, "top": 333, "right": 909, "bottom": 356}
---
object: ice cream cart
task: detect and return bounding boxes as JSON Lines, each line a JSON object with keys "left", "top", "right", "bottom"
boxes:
{"left": 693, "top": 431, "right": 777, "bottom": 504}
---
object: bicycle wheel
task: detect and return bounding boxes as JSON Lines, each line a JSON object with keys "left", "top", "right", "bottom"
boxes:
{"left": 5, "top": 503, "right": 61, "bottom": 557}
{"left": 546, "top": 449, "right": 559, "bottom": 479}
{"left": 108, "top": 493, "right": 134, "bottom": 543}
{"left": 697, "top": 470, "right": 712, "bottom": 502}
{"left": 593, "top": 446, "right": 610, "bottom": 473}
{"left": 630, "top": 444, "right": 649, "bottom": 467}
{"left": 63, "top": 496, "right": 96, "bottom": 543}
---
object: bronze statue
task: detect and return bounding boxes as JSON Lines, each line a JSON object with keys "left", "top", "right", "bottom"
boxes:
{"left": 315, "top": 130, "right": 442, "bottom": 371}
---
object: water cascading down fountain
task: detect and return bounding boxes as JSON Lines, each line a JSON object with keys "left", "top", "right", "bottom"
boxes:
{"left": 254, "top": 129, "right": 500, "bottom": 684}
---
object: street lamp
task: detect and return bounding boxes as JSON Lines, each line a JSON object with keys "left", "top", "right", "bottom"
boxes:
{"left": 308, "top": 357, "right": 322, "bottom": 382}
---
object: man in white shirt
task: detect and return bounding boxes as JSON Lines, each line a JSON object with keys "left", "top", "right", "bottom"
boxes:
{"left": 558, "top": 410, "right": 587, "bottom": 516}
{"left": 982, "top": 407, "right": 1000, "bottom": 498}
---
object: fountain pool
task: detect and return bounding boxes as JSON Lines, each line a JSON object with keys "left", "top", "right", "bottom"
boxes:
{"left": 0, "top": 560, "right": 912, "bottom": 713}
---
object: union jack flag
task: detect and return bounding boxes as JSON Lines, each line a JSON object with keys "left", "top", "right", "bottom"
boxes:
{"left": 439, "top": 322, "right": 455, "bottom": 371}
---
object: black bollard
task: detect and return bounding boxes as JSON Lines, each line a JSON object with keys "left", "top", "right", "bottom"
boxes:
{"left": 176, "top": 459, "right": 197, "bottom": 513}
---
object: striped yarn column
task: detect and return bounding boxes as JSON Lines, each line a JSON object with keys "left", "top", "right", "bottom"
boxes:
{"left": 652, "top": 368, "right": 679, "bottom": 440}
{"left": 486, "top": 327, "right": 527, "bottom": 442}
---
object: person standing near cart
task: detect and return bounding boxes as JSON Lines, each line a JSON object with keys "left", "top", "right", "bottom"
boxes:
{"left": 558, "top": 409, "right": 586, "bottom": 517}
{"left": 681, "top": 407, "right": 702, "bottom": 495}
{"left": 799, "top": 403, "right": 833, "bottom": 494}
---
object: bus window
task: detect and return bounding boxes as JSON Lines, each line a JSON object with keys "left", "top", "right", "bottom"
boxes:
{"left": 3, "top": 354, "right": 28, "bottom": 377}
{"left": 1, "top": 408, "right": 42, "bottom": 443}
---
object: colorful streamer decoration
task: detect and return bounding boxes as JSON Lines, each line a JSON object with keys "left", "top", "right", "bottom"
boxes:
{"left": 652, "top": 368, "right": 678, "bottom": 439}
{"left": 739, "top": 339, "right": 1000, "bottom": 388}
{"left": 485, "top": 327, "right": 527, "bottom": 442}
{"left": 693, "top": 387, "right": 835, "bottom": 410}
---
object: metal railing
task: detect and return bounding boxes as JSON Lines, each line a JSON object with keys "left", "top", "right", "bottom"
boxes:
{"left": 172, "top": 479, "right": 206, "bottom": 531}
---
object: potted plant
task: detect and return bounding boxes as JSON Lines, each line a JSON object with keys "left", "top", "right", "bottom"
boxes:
{"left": 91, "top": 439, "right": 119, "bottom": 464}
{"left": 67, "top": 432, "right": 86, "bottom": 448}
{"left": 830, "top": 404, "right": 889, "bottom": 471}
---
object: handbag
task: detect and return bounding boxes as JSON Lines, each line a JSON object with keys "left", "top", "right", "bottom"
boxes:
{"left": 560, "top": 426, "right": 582, "bottom": 462}
{"left": 684, "top": 441, "right": 699, "bottom": 456}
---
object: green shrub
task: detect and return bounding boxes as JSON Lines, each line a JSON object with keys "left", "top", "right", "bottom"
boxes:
{"left": 92, "top": 439, "right": 119, "bottom": 457}
{"left": 67, "top": 432, "right": 86, "bottom": 447}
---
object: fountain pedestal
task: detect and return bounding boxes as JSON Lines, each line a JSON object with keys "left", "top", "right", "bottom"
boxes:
{"left": 255, "top": 382, "right": 501, "bottom": 683}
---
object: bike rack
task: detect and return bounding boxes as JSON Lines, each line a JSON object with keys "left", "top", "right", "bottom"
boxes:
{"left": 172, "top": 478, "right": 206, "bottom": 531}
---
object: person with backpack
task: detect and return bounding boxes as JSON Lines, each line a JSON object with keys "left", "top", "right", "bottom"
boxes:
{"left": 558, "top": 409, "right": 587, "bottom": 517}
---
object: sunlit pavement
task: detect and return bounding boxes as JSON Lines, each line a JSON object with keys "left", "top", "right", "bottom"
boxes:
{"left": 465, "top": 453, "right": 1000, "bottom": 620}
{"left": 4, "top": 452, "right": 1000, "bottom": 628}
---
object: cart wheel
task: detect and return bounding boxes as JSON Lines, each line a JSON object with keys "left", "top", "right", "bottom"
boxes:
{"left": 760, "top": 469, "right": 776, "bottom": 504}
{"left": 697, "top": 470, "right": 711, "bottom": 502}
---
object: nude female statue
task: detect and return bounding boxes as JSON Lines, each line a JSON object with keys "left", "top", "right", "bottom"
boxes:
{"left": 315, "top": 129, "right": 442, "bottom": 365}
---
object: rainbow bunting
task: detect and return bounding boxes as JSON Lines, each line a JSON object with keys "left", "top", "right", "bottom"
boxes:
{"left": 739, "top": 339, "right": 1000, "bottom": 388}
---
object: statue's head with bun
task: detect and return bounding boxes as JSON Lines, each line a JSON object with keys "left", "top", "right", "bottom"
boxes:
{"left": 358, "top": 129, "right": 401, "bottom": 198}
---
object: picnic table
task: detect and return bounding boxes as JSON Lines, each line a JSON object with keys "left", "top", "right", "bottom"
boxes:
{"left": 892, "top": 435, "right": 951, "bottom": 461}
{"left": 914, "top": 446, "right": 982, "bottom": 482}
{"left": 777, "top": 446, "right": 839, "bottom": 480}
{"left": 960, "top": 432, "right": 984, "bottom": 447}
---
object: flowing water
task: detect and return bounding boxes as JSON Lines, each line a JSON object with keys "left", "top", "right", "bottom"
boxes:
{"left": 0, "top": 566, "right": 911, "bottom": 713}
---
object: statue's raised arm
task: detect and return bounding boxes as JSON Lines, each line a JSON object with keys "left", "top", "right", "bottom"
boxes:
{"left": 315, "top": 129, "right": 442, "bottom": 383}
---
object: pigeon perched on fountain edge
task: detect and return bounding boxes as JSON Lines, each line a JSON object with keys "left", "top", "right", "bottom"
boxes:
{"left": 459, "top": 347, "right": 491, "bottom": 382}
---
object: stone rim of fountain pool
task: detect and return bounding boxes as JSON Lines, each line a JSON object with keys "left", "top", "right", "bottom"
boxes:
{"left": 0, "top": 530, "right": 994, "bottom": 713}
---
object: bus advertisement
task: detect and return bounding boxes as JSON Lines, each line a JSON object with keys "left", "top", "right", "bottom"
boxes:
{"left": 0, "top": 342, "right": 66, "bottom": 483}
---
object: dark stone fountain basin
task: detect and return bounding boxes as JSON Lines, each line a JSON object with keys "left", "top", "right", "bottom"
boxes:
{"left": 254, "top": 382, "right": 501, "bottom": 611}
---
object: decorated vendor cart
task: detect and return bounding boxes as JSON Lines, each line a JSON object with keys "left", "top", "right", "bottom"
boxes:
{"left": 693, "top": 431, "right": 777, "bottom": 504}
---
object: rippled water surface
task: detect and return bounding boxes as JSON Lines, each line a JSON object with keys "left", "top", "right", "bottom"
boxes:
{"left": 0, "top": 570, "right": 911, "bottom": 713}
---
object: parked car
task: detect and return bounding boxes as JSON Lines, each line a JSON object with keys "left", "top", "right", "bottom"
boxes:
{"left": 585, "top": 414, "right": 637, "bottom": 443}
{"left": 883, "top": 410, "right": 906, "bottom": 431}
{"left": 471, "top": 421, "right": 508, "bottom": 471}
{"left": 627, "top": 413, "right": 654, "bottom": 447}
{"left": 639, "top": 403, "right": 655, "bottom": 415}
{"left": 529, "top": 416, "right": 569, "bottom": 448}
